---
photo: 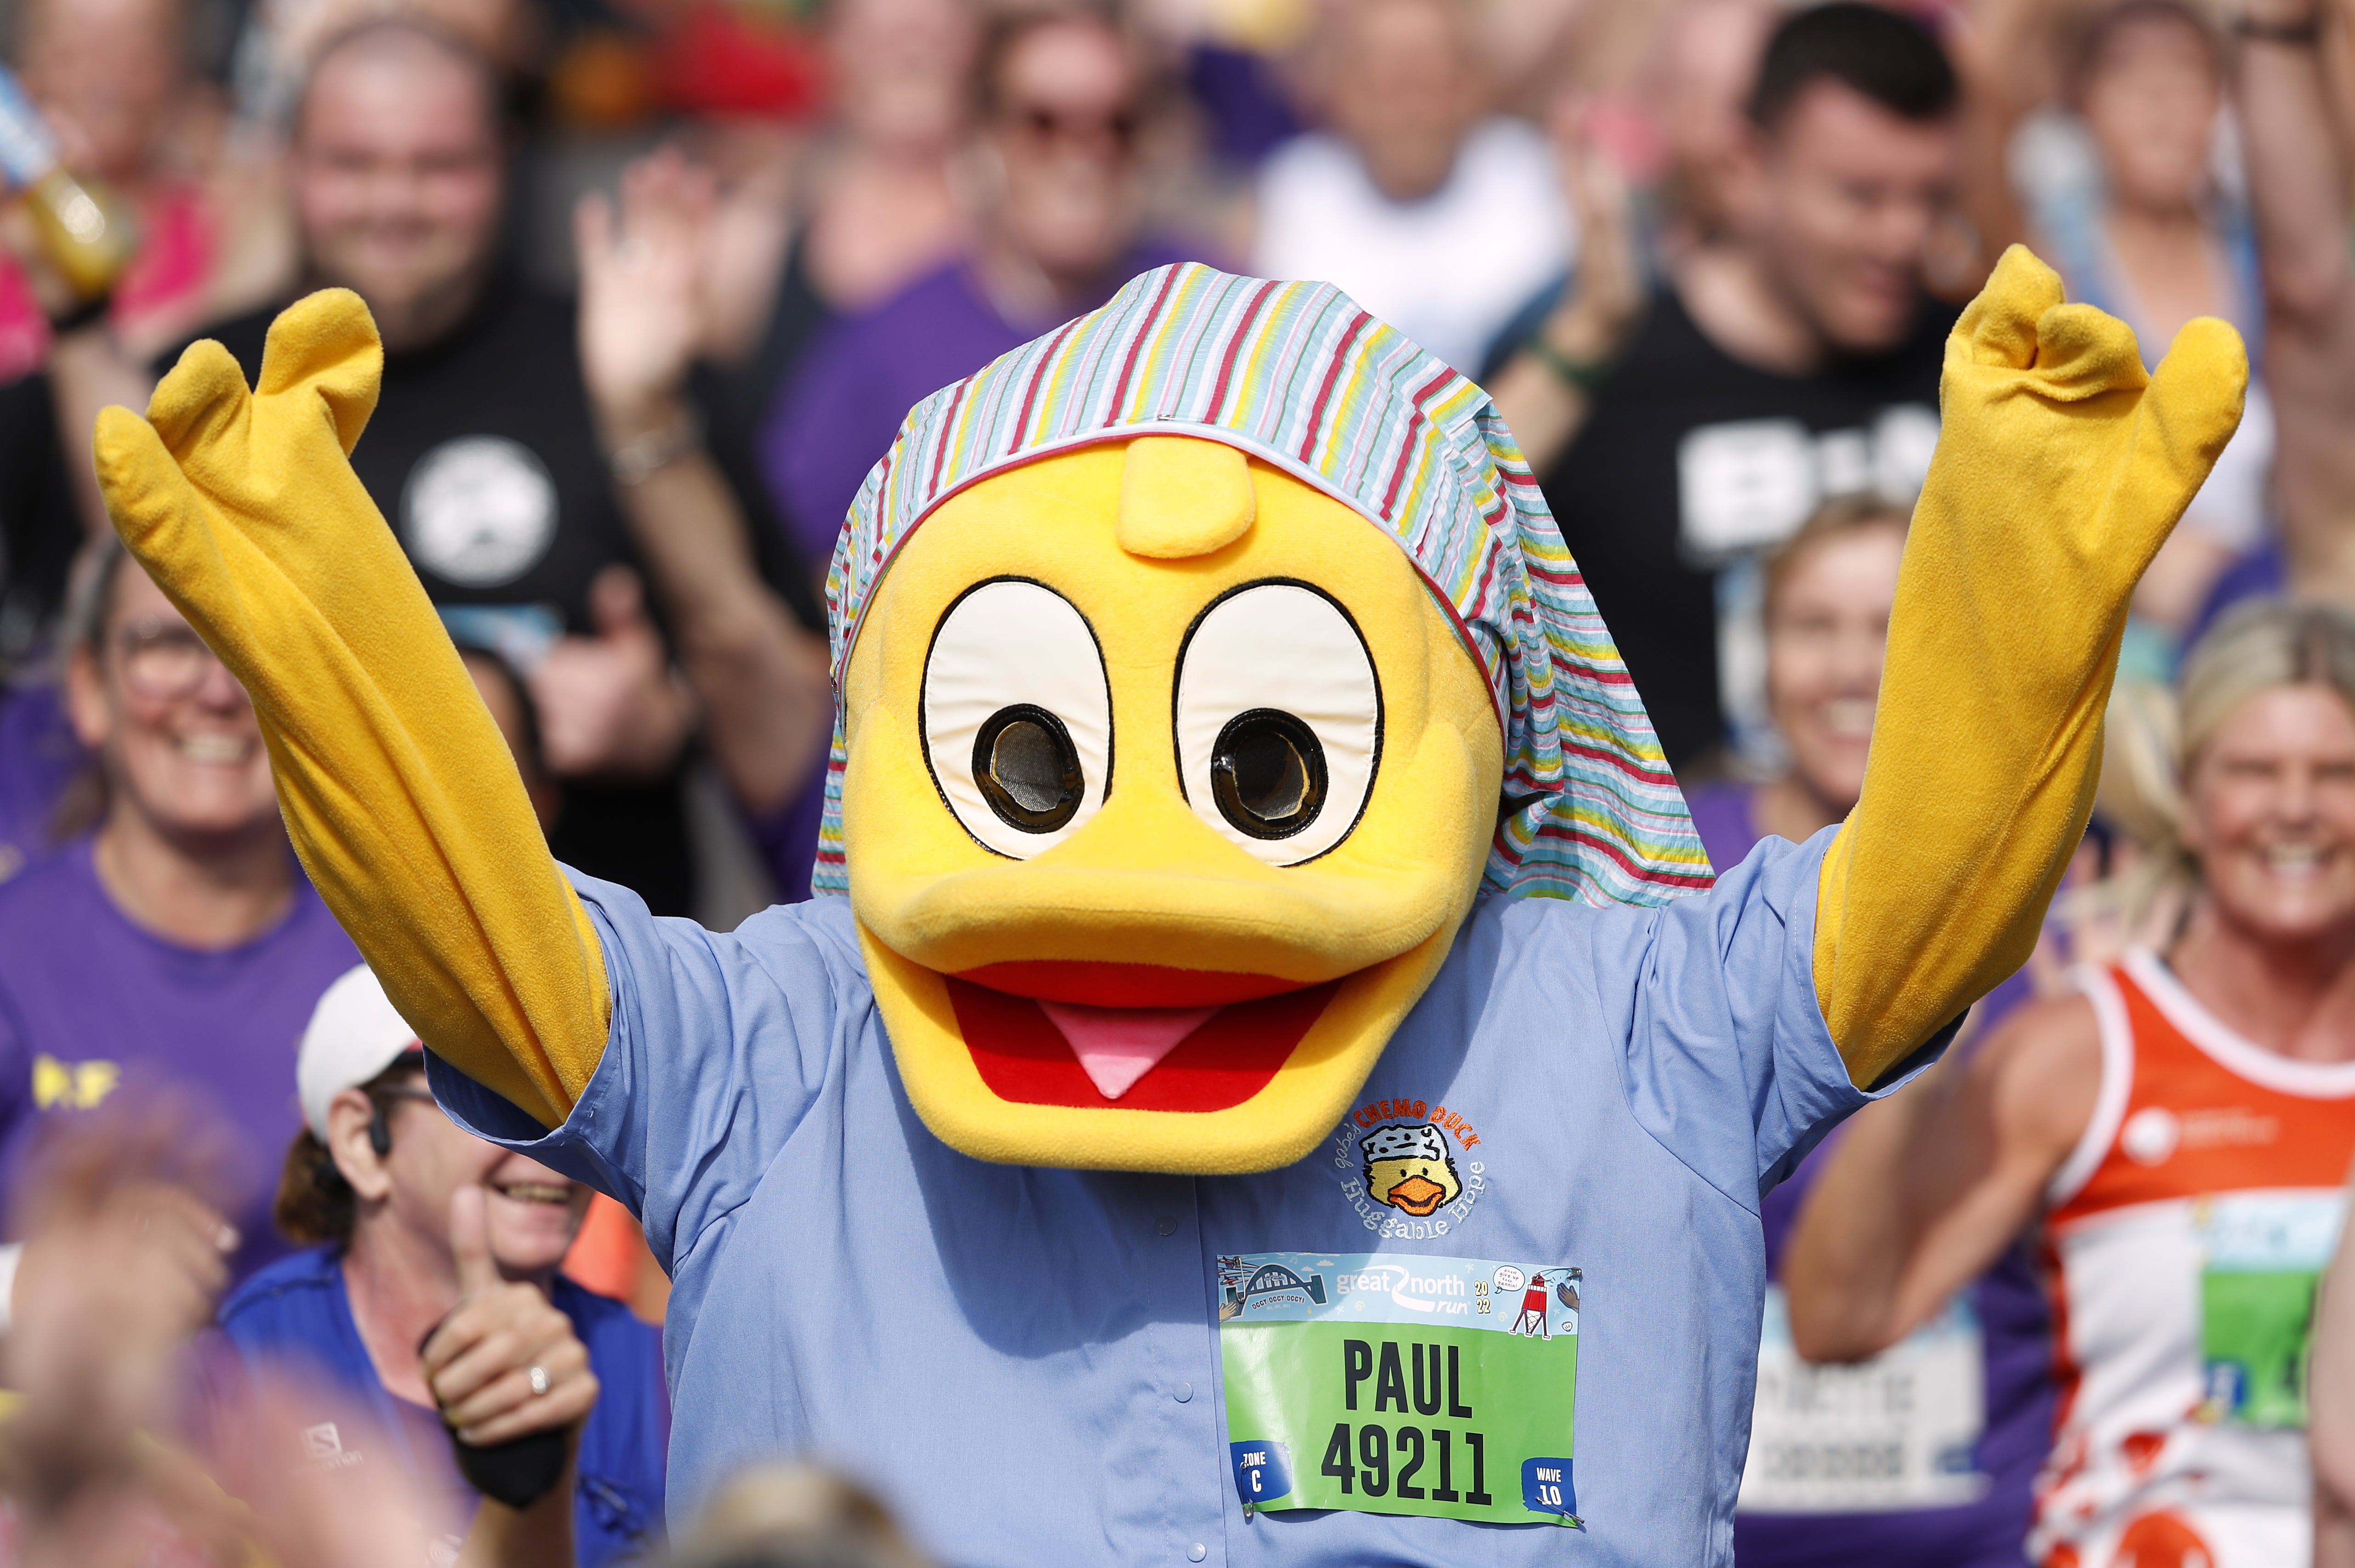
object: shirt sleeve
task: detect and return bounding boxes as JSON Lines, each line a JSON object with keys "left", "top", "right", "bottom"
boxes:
{"left": 428, "top": 869, "right": 860, "bottom": 1275}
{"left": 1587, "top": 826, "right": 1947, "bottom": 1214}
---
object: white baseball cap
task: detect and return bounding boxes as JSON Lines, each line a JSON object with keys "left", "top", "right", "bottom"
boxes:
{"left": 297, "top": 963, "right": 423, "bottom": 1139}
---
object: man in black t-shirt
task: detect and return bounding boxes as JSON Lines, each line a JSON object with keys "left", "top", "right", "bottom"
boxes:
{"left": 182, "top": 20, "right": 703, "bottom": 912}
{"left": 1514, "top": 5, "right": 1964, "bottom": 771}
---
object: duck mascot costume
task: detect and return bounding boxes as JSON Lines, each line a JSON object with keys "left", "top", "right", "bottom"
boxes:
{"left": 94, "top": 250, "right": 2242, "bottom": 1566}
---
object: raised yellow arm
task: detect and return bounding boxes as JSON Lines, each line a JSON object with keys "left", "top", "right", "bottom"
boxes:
{"left": 1817, "top": 248, "right": 2247, "bottom": 1085}
{"left": 92, "top": 291, "right": 606, "bottom": 1126}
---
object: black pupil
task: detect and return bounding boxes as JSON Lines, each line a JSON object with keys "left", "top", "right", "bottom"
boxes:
{"left": 1211, "top": 710, "right": 1327, "bottom": 839}
{"left": 991, "top": 721, "right": 1067, "bottom": 813}
{"left": 1230, "top": 729, "right": 1309, "bottom": 820}
{"left": 973, "top": 705, "right": 1084, "bottom": 832}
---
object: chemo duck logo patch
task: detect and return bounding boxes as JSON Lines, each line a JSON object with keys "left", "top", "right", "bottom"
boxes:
{"left": 1330, "top": 1095, "right": 1486, "bottom": 1239}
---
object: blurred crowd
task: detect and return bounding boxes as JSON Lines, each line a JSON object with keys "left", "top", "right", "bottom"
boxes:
{"left": 0, "top": 0, "right": 2353, "bottom": 1563}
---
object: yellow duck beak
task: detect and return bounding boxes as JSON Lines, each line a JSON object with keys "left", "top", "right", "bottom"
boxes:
{"left": 839, "top": 435, "right": 1504, "bottom": 1174}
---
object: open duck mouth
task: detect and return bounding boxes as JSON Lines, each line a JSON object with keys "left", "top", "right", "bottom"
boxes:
{"left": 944, "top": 963, "right": 1338, "bottom": 1111}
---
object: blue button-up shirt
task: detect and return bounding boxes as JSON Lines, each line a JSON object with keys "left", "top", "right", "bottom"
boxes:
{"left": 433, "top": 827, "right": 1915, "bottom": 1567}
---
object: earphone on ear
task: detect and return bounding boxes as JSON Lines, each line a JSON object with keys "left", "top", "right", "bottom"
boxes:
{"left": 368, "top": 1106, "right": 392, "bottom": 1157}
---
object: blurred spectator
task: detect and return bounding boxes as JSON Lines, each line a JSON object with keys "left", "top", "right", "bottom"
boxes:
{"left": 1644, "top": 0, "right": 1780, "bottom": 258}
{"left": 185, "top": 17, "right": 702, "bottom": 914}
{"left": 0, "top": 1099, "right": 248, "bottom": 1568}
{"left": 2235, "top": 0, "right": 2355, "bottom": 612}
{"left": 0, "top": 0, "right": 230, "bottom": 375}
{"left": 0, "top": 538, "right": 358, "bottom": 1282}
{"left": 1783, "top": 600, "right": 2355, "bottom": 1568}
{"left": 1685, "top": 498, "right": 1903, "bottom": 859}
{"left": 0, "top": 1084, "right": 628, "bottom": 1568}
{"left": 1483, "top": 0, "right": 1773, "bottom": 465}
{"left": 761, "top": 7, "right": 1194, "bottom": 579}
{"left": 802, "top": 0, "right": 981, "bottom": 313}
{"left": 225, "top": 0, "right": 543, "bottom": 131}
{"left": 667, "top": 0, "right": 980, "bottom": 676}
{"left": 1249, "top": 0, "right": 1570, "bottom": 375}
{"left": 1688, "top": 500, "right": 2052, "bottom": 1568}
{"left": 1508, "top": 2, "right": 1960, "bottom": 773}
{"left": 218, "top": 962, "right": 667, "bottom": 1567}
{"left": 2029, "top": 1, "right": 2273, "bottom": 658}
{"left": 664, "top": 1463, "right": 931, "bottom": 1568}
{"left": 577, "top": 148, "right": 833, "bottom": 903}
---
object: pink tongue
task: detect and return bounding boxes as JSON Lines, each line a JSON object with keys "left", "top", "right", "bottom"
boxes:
{"left": 1037, "top": 1000, "right": 1222, "bottom": 1101}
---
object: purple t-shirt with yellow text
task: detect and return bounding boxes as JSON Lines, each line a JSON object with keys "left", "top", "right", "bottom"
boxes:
{"left": 0, "top": 836, "right": 359, "bottom": 1278}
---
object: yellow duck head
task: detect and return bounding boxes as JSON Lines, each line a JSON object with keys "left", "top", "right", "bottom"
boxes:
{"left": 824, "top": 266, "right": 1709, "bottom": 1175}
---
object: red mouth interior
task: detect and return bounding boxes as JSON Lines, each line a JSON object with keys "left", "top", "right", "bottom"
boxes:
{"left": 947, "top": 976, "right": 1338, "bottom": 1112}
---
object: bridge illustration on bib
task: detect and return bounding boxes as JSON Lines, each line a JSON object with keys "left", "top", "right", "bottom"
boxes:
{"left": 1221, "top": 1260, "right": 1328, "bottom": 1316}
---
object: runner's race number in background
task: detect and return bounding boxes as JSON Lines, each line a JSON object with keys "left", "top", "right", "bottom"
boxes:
{"left": 1738, "top": 1285, "right": 1988, "bottom": 1515}
{"left": 1218, "top": 1252, "right": 1582, "bottom": 1526}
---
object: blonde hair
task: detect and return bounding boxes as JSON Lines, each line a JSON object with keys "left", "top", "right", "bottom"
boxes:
{"left": 2087, "top": 599, "right": 2355, "bottom": 943}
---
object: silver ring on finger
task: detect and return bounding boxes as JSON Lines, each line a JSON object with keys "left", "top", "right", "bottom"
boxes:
{"left": 528, "top": 1364, "right": 550, "bottom": 1398}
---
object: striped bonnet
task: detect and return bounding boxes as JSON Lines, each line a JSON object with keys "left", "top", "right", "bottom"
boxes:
{"left": 813, "top": 263, "right": 1709, "bottom": 906}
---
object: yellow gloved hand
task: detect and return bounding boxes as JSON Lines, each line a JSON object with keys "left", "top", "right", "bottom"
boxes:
{"left": 93, "top": 290, "right": 608, "bottom": 1126}
{"left": 1817, "top": 247, "right": 2246, "bottom": 1084}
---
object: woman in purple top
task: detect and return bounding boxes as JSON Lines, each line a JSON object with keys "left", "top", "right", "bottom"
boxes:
{"left": 1686, "top": 499, "right": 2052, "bottom": 1568}
{"left": 0, "top": 540, "right": 358, "bottom": 1280}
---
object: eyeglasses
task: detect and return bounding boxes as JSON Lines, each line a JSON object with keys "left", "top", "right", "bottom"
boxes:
{"left": 111, "top": 619, "right": 228, "bottom": 701}
{"left": 1003, "top": 102, "right": 1141, "bottom": 156}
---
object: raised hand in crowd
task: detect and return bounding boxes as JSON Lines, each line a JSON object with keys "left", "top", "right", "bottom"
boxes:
{"left": 576, "top": 147, "right": 833, "bottom": 824}
{"left": 1487, "top": 97, "right": 1646, "bottom": 475}
{"left": 420, "top": 1183, "right": 598, "bottom": 1568}
{"left": 528, "top": 564, "right": 697, "bottom": 783}
{"left": 0, "top": 1099, "right": 242, "bottom": 1568}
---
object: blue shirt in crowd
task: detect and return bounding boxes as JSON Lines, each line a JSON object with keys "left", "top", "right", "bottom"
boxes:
{"left": 432, "top": 827, "right": 1928, "bottom": 1568}
{"left": 214, "top": 1244, "right": 669, "bottom": 1567}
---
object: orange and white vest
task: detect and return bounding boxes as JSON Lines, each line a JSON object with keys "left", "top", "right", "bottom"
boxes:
{"left": 2034, "top": 950, "right": 2355, "bottom": 1568}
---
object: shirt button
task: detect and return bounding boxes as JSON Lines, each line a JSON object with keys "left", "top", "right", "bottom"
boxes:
{"left": 1156, "top": 1215, "right": 1178, "bottom": 1236}
{"left": 1173, "top": 1381, "right": 1194, "bottom": 1403}
{"left": 1187, "top": 1546, "right": 1207, "bottom": 1563}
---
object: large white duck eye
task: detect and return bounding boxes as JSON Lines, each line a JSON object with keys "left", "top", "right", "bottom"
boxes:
{"left": 1173, "top": 580, "right": 1382, "bottom": 865}
{"left": 922, "top": 579, "right": 1112, "bottom": 858}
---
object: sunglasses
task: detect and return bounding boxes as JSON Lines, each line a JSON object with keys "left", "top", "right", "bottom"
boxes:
{"left": 1003, "top": 102, "right": 1141, "bottom": 155}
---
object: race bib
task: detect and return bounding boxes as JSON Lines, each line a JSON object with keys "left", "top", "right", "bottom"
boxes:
{"left": 1737, "top": 1286, "right": 1987, "bottom": 1515}
{"left": 2196, "top": 1192, "right": 2344, "bottom": 1428}
{"left": 1217, "top": 1252, "right": 1582, "bottom": 1527}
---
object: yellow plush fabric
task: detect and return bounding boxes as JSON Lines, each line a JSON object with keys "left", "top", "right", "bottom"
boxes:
{"left": 1816, "top": 248, "right": 2247, "bottom": 1085}
{"left": 91, "top": 290, "right": 606, "bottom": 1127}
